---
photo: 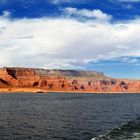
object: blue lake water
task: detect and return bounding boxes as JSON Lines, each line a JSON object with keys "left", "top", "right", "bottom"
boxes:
{"left": 0, "top": 93, "right": 140, "bottom": 140}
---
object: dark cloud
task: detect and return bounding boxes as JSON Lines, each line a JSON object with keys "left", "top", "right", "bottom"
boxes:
{"left": 17, "top": 36, "right": 34, "bottom": 39}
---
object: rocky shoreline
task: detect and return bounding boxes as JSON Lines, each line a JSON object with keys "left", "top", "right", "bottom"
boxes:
{"left": 0, "top": 88, "right": 47, "bottom": 93}
{"left": 0, "top": 88, "right": 140, "bottom": 94}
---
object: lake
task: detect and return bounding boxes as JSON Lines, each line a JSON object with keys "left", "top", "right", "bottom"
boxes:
{"left": 0, "top": 93, "right": 140, "bottom": 140}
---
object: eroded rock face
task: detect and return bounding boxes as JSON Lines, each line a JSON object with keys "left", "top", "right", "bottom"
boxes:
{"left": 0, "top": 67, "right": 140, "bottom": 93}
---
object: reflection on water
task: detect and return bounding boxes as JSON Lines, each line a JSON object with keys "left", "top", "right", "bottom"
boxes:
{"left": 0, "top": 93, "right": 140, "bottom": 140}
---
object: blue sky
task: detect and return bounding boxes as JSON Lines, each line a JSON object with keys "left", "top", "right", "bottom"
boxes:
{"left": 0, "top": 0, "right": 140, "bottom": 78}
{"left": 0, "top": 0, "right": 140, "bottom": 20}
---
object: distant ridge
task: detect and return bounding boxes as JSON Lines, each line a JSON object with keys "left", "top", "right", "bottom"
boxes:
{"left": 1, "top": 67, "right": 109, "bottom": 80}
{"left": 35, "top": 69, "right": 106, "bottom": 78}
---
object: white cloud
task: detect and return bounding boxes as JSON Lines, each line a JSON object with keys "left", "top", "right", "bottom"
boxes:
{"left": 52, "top": 0, "right": 72, "bottom": 4}
{"left": 63, "top": 8, "right": 112, "bottom": 22}
{"left": 51, "top": 0, "right": 87, "bottom": 4}
{"left": 120, "top": 57, "right": 139, "bottom": 64}
{"left": 0, "top": 10, "right": 140, "bottom": 69}
{"left": 2, "top": 10, "right": 10, "bottom": 18}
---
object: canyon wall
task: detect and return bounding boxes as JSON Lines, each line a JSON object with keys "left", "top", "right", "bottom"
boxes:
{"left": 0, "top": 67, "right": 140, "bottom": 93}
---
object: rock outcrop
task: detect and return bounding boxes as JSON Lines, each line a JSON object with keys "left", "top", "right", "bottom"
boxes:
{"left": 0, "top": 67, "right": 140, "bottom": 93}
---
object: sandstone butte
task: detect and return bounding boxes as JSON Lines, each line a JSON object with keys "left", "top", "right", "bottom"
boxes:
{"left": 0, "top": 67, "right": 140, "bottom": 93}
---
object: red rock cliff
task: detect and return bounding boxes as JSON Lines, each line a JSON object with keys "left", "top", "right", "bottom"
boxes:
{"left": 0, "top": 67, "right": 140, "bottom": 93}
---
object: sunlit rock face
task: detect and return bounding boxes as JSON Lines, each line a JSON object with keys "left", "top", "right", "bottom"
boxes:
{"left": 0, "top": 67, "right": 140, "bottom": 93}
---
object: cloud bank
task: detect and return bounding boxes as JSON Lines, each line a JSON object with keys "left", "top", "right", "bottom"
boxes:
{"left": 0, "top": 9, "right": 140, "bottom": 69}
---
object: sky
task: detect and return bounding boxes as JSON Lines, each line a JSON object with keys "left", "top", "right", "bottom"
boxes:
{"left": 0, "top": 0, "right": 140, "bottom": 78}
